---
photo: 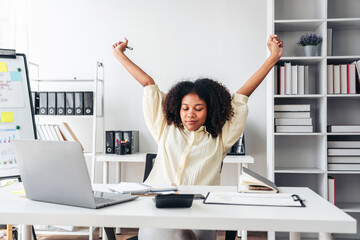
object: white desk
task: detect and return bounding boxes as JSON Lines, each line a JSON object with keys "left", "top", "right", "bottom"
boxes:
{"left": 0, "top": 184, "right": 356, "bottom": 240}
{"left": 96, "top": 153, "right": 254, "bottom": 184}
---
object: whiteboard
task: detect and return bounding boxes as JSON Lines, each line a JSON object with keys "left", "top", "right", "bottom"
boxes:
{"left": 0, "top": 54, "right": 37, "bottom": 179}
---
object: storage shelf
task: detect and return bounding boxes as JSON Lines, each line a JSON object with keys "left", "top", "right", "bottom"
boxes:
{"left": 336, "top": 202, "right": 360, "bottom": 213}
{"left": 328, "top": 171, "right": 360, "bottom": 174}
{"left": 327, "top": 133, "right": 360, "bottom": 136}
{"left": 279, "top": 57, "right": 324, "bottom": 64}
{"left": 274, "top": 132, "right": 324, "bottom": 136}
{"left": 274, "top": 19, "right": 324, "bottom": 31}
{"left": 96, "top": 153, "right": 255, "bottom": 164}
{"left": 274, "top": 167, "right": 325, "bottom": 174}
{"left": 274, "top": 94, "right": 325, "bottom": 99}
{"left": 35, "top": 227, "right": 94, "bottom": 236}
{"left": 326, "top": 94, "right": 360, "bottom": 98}
{"left": 31, "top": 78, "right": 103, "bottom": 82}
{"left": 327, "top": 18, "right": 360, "bottom": 29}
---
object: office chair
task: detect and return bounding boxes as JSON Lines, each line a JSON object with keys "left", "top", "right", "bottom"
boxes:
{"left": 127, "top": 153, "right": 237, "bottom": 240}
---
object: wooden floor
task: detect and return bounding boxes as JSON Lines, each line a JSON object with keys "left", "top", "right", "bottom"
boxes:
{"left": 36, "top": 228, "right": 267, "bottom": 240}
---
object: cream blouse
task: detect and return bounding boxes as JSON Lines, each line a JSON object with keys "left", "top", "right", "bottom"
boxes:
{"left": 143, "top": 84, "right": 248, "bottom": 186}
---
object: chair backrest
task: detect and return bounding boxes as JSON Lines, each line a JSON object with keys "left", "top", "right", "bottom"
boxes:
{"left": 143, "top": 153, "right": 157, "bottom": 182}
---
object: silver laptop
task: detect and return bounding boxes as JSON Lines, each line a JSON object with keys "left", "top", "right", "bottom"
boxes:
{"left": 13, "top": 139, "right": 138, "bottom": 209}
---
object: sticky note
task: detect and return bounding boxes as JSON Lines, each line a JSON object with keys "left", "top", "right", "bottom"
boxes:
{"left": 10, "top": 71, "right": 22, "bottom": 81}
{"left": 0, "top": 62, "right": 7, "bottom": 72}
{"left": 1, "top": 112, "right": 14, "bottom": 123}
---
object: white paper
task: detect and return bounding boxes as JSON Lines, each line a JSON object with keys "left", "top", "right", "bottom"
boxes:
{"left": 0, "top": 128, "right": 20, "bottom": 169}
{"left": 0, "top": 72, "right": 25, "bottom": 108}
{"left": 109, "top": 182, "right": 177, "bottom": 194}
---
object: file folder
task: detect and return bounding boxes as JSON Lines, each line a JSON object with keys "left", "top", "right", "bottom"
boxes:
{"left": 75, "top": 92, "right": 84, "bottom": 115}
{"left": 47, "top": 92, "right": 57, "bottom": 115}
{"left": 56, "top": 92, "right": 65, "bottom": 115}
{"left": 84, "top": 91, "right": 93, "bottom": 115}
{"left": 65, "top": 92, "right": 75, "bottom": 115}
{"left": 39, "top": 92, "right": 48, "bottom": 115}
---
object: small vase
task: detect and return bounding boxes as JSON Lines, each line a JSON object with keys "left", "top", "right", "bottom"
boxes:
{"left": 304, "top": 45, "right": 317, "bottom": 56}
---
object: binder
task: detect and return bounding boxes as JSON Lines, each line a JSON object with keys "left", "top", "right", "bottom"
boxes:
{"left": 105, "top": 131, "right": 115, "bottom": 154}
{"left": 74, "top": 92, "right": 84, "bottom": 115}
{"left": 47, "top": 92, "right": 57, "bottom": 115}
{"left": 31, "top": 91, "right": 39, "bottom": 115}
{"left": 39, "top": 92, "right": 48, "bottom": 115}
{"left": 122, "top": 131, "right": 139, "bottom": 154}
{"left": 56, "top": 92, "right": 65, "bottom": 115}
{"left": 84, "top": 91, "right": 93, "bottom": 115}
{"left": 65, "top": 92, "right": 75, "bottom": 115}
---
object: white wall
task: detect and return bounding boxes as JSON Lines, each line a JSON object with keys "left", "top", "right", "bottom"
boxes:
{"left": 28, "top": 0, "right": 268, "bottom": 184}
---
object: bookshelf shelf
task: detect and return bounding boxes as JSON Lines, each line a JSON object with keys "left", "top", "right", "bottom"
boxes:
{"left": 268, "top": 1, "right": 360, "bottom": 239}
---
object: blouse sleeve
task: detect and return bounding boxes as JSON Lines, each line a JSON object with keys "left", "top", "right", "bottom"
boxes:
{"left": 221, "top": 93, "right": 249, "bottom": 154}
{"left": 143, "top": 85, "right": 167, "bottom": 142}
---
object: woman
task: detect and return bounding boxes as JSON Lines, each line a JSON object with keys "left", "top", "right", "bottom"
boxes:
{"left": 112, "top": 34, "right": 283, "bottom": 240}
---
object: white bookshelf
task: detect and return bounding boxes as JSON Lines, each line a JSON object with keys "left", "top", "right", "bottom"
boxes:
{"left": 267, "top": 0, "right": 360, "bottom": 239}
{"left": 29, "top": 62, "right": 104, "bottom": 240}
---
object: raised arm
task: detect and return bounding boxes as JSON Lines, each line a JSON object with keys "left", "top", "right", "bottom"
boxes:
{"left": 112, "top": 38, "right": 155, "bottom": 87}
{"left": 237, "top": 34, "right": 283, "bottom": 96}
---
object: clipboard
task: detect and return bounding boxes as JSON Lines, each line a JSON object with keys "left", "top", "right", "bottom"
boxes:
{"left": 203, "top": 192, "right": 305, "bottom": 207}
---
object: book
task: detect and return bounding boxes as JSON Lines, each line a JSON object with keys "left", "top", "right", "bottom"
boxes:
{"left": 328, "top": 176, "right": 335, "bottom": 204}
{"left": 328, "top": 141, "right": 360, "bottom": 148}
{"left": 328, "top": 149, "right": 360, "bottom": 156}
{"left": 49, "top": 125, "right": 60, "bottom": 141}
{"left": 340, "top": 64, "right": 348, "bottom": 94}
{"left": 297, "top": 65, "right": 305, "bottom": 95}
{"left": 280, "top": 66, "right": 285, "bottom": 95}
{"left": 238, "top": 167, "right": 279, "bottom": 193}
{"left": 333, "top": 65, "right": 341, "bottom": 94}
{"left": 348, "top": 63, "right": 356, "bottom": 94}
{"left": 274, "top": 104, "right": 310, "bottom": 112}
{"left": 274, "top": 112, "right": 310, "bottom": 119}
{"left": 291, "top": 65, "right": 297, "bottom": 95}
{"left": 327, "top": 65, "right": 334, "bottom": 94}
{"left": 275, "top": 118, "right": 312, "bottom": 126}
{"left": 328, "top": 125, "right": 360, "bottom": 133}
{"left": 328, "top": 163, "right": 360, "bottom": 171}
{"left": 285, "top": 62, "right": 292, "bottom": 95}
{"left": 108, "top": 182, "right": 178, "bottom": 194}
{"left": 304, "top": 66, "right": 309, "bottom": 94}
{"left": 54, "top": 125, "right": 65, "bottom": 141}
{"left": 328, "top": 157, "right": 360, "bottom": 164}
{"left": 274, "top": 65, "right": 278, "bottom": 95}
{"left": 327, "top": 28, "right": 333, "bottom": 56}
{"left": 275, "top": 125, "right": 313, "bottom": 133}
{"left": 36, "top": 124, "right": 46, "bottom": 140}
{"left": 58, "top": 122, "right": 84, "bottom": 150}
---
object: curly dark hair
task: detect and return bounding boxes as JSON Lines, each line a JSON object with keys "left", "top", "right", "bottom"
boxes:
{"left": 162, "top": 78, "right": 234, "bottom": 138}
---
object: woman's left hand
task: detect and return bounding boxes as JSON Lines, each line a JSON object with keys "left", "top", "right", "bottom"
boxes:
{"left": 267, "top": 34, "right": 283, "bottom": 61}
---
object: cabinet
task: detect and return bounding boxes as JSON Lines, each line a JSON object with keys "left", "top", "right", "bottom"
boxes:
{"left": 29, "top": 61, "right": 104, "bottom": 240}
{"left": 267, "top": 1, "right": 360, "bottom": 239}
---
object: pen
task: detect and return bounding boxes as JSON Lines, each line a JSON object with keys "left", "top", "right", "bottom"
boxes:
{"left": 126, "top": 46, "right": 133, "bottom": 50}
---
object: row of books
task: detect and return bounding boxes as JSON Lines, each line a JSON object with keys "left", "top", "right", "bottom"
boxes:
{"left": 327, "top": 60, "right": 360, "bottom": 94}
{"left": 274, "top": 104, "right": 313, "bottom": 133}
{"left": 36, "top": 122, "right": 83, "bottom": 150}
{"left": 274, "top": 64, "right": 309, "bottom": 95}
{"left": 327, "top": 140, "right": 360, "bottom": 171}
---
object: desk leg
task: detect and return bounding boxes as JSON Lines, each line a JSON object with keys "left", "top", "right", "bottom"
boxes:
{"left": 267, "top": 231, "right": 275, "bottom": 240}
{"left": 104, "top": 228, "right": 116, "bottom": 240}
{"left": 103, "top": 162, "right": 109, "bottom": 184}
{"left": 319, "top": 232, "right": 332, "bottom": 240}
{"left": 289, "top": 232, "right": 300, "bottom": 240}
{"left": 21, "top": 225, "right": 32, "bottom": 240}
{"left": 115, "top": 162, "right": 122, "bottom": 235}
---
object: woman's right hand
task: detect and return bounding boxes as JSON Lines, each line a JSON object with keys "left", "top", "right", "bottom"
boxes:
{"left": 112, "top": 38, "right": 128, "bottom": 57}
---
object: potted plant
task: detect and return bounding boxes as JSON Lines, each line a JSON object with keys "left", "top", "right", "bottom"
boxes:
{"left": 297, "top": 33, "right": 323, "bottom": 56}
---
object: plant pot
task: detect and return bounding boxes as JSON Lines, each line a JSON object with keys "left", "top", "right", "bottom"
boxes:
{"left": 304, "top": 45, "right": 317, "bottom": 56}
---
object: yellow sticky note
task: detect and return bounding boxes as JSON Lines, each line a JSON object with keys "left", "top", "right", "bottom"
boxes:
{"left": 0, "top": 62, "right": 7, "bottom": 72}
{"left": 12, "top": 190, "right": 25, "bottom": 195}
{"left": 1, "top": 112, "right": 14, "bottom": 123}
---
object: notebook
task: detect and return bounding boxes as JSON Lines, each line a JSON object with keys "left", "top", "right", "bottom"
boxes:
{"left": 12, "top": 139, "right": 138, "bottom": 209}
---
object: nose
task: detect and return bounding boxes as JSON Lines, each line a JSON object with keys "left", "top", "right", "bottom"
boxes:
{"left": 187, "top": 110, "right": 196, "bottom": 118}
